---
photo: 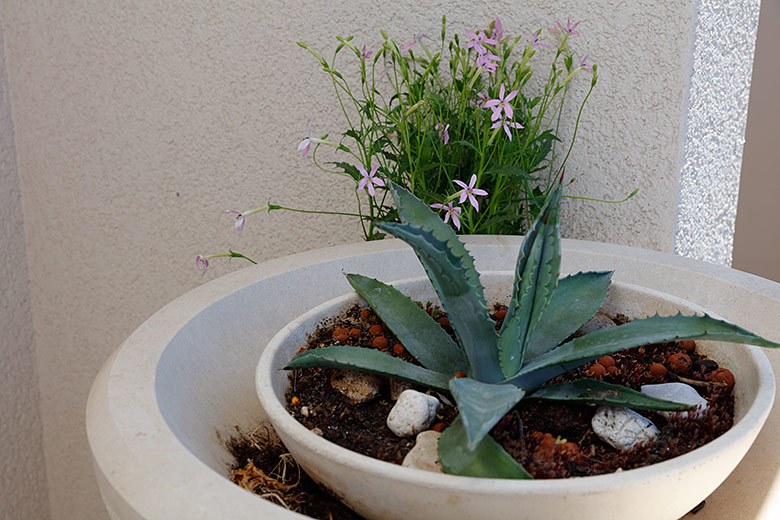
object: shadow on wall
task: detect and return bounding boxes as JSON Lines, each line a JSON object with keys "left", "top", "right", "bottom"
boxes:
{"left": 733, "top": 0, "right": 780, "bottom": 282}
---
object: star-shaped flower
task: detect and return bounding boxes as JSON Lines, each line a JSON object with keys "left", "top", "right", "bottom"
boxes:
{"left": 549, "top": 18, "right": 581, "bottom": 37}
{"left": 195, "top": 255, "right": 210, "bottom": 274}
{"left": 452, "top": 174, "right": 489, "bottom": 211}
{"left": 476, "top": 52, "right": 502, "bottom": 73}
{"left": 430, "top": 202, "right": 462, "bottom": 230}
{"left": 357, "top": 164, "right": 385, "bottom": 197}
{"left": 297, "top": 122, "right": 329, "bottom": 160}
{"left": 401, "top": 32, "right": 426, "bottom": 52}
{"left": 491, "top": 117, "right": 524, "bottom": 141}
{"left": 465, "top": 29, "right": 497, "bottom": 55}
{"left": 484, "top": 84, "right": 518, "bottom": 121}
{"left": 526, "top": 30, "right": 551, "bottom": 49}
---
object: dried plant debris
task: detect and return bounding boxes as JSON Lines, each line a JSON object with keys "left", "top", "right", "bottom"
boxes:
{"left": 226, "top": 425, "right": 363, "bottom": 519}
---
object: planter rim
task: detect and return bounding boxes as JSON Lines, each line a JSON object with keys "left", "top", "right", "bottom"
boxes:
{"left": 86, "top": 237, "right": 780, "bottom": 519}
{"left": 257, "top": 276, "right": 775, "bottom": 495}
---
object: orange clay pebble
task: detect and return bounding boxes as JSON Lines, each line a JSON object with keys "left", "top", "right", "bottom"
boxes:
{"left": 290, "top": 396, "right": 300, "bottom": 406}
{"left": 360, "top": 309, "right": 372, "bottom": 320}
{"left": 372, "top": 336, "right": 389, "bottom": 349}
{"left": 453, "top": 371, "right": 467, "bottom": 378}
{"left": 711, "top": 368, "right": 735, "bottom": 388}
{"left": 668, "top": 352, "right": 692, "bottom": 373}
{"left": 587, "top": 363, "right": 607, "bottom": 377}
{"left": 606, "top": 365, "right": 619, "bottom": 376}
{"left": 559, "top": 442, "right": 579, "bottom": 457}
{"left": 649, "top": 363, "right": 668, "bottom": 377}
{"left": 332, "top": 328, "right": 349, "bottom": 342}
{"left": 368, "top": 324, "right": 384, "bottom": 336}
{"left": 437, "top": 317, "right": 451, "bottom": 328}
{"left": 495, "top": 309, "right": 507, "bottom": 320}
{"left": 597, "top": 355, "right": 616, "bottom": 368}
{"left": 349, "top": 328, "right": 361, "bottom": 339}
{"left": 393, "top": 343, "right": 405, "bottom": 355}
{"left": 431, "top": 422, "right": 445, "bottom": 433}
{"left": 539, "top": 433, "right": 556, "bottom": 451}
{"left": 678, "top": 340, "right": 696, "bottom": 352}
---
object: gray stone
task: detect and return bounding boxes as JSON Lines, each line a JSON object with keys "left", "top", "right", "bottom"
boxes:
{"left": 640, "top": 382, "right": 708, "bottom": 419}
{"left": 402, "top": 430, "right": 444, "bottom": 473}
{"left": 591, "top": 406, "right": 659, "bottom": 451}
{"left": 330, "top": 370, "right": 382, "bottom": 404}
{"left": 389, "top": 378, "right": 415, "bottom": 400}
{"left": 575, "top": 312, "right": 616, "bottom": 337}
{"left": 387, "top": 389, "right": 440, "bottom": 437}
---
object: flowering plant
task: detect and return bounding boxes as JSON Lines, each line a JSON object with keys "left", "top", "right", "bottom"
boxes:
{"left": 198, "top": 16, "right": 629, "bottom": 272}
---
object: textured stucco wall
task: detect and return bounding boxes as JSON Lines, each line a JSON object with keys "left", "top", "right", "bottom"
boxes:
{"left": 0, "top": 1, "right": 758, "bottom": 519}
{"left": 675, "top": 0, "right": 761, "bottom": 266}
{"left": 0, "top": 11, "right": 50, "bottom": 520}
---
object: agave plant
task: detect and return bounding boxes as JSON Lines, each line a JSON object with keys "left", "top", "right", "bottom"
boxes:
{"left": 286, "top": 179, "right": 780, "bottom": 478}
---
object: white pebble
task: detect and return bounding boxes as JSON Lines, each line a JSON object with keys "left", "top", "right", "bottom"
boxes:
{"left": 402, "top": 430, "right": 444, "bottom": 473}
{"left": 592, "top": 406, "right": 659, "bottom": 451}
{"left": 641, "top": 382, "right": 708, "bottom": 419}
{"left": 387, "top": 389, "right": 440, "bottom": 437}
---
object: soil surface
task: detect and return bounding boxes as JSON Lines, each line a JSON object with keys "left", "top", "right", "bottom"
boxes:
{"left": 285, "top": 304, "right": 734, "bottom": 479}
{"left": 228, "top": 303, "right": 734, "bottom": 517}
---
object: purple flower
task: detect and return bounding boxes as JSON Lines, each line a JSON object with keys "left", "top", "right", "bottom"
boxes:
{"left": 491, "top": 18, "right": 504, "bottom": 41}
{"left": 452, "top": 174, "right": 489, "bottom": 211}
{"left": 378, "top": 63, "right": 393, "bottom": 81}
{"left": 195, "top": 255, "right": 209, "bottom": 274}
{"left": 357, "top": 164, "right": 385, "bottom": 197}
{"left": 579, "top": 54, "right": 593, "bottom": 71}
{"left": 471, "top": 89, "right": 489, "bottom": 109}
{"left": 224, "top": 210, "right": 245, "bottom": 235}
{"left": 549, "top": 18, "right": 581, "bottom": 37}
{"left": 491, "top": 117, "right": 524, "bottom": 141}
{"left": 401, "top": 32, "right": 426, "bottom": 52}
{"left": 526, "top": 30, "right": 551, "bottom": 49}
{"left": 476, "top": 52, "right": 502, "bottom": 73}
{"left": 465, "top": 29, "right": 497, "bottom": 55}
{"left": 430, "top": 202, "right": 462, "bottom": 230}
{"left": 361, "top": 45, "right": 373, "bottom": 58}
{"left": 435, "top": 123, "right": 450, "bottom": 145}
{"left": 484, "top": 83, "right": 518, "bottom": 122}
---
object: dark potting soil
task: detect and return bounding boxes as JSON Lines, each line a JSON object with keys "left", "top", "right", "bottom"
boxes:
{"left": 284, "top": 303, "right": 735, "bottom": 479}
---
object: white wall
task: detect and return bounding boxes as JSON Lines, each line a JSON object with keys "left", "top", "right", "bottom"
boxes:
{"left": 0, "top": 1, "right": 762, "bottom": 518}
{"left": 733, "top": 0, "right": 780, "bottom": 282}
{"left": 0, "top": 10, "right": 50, "bottom": 519}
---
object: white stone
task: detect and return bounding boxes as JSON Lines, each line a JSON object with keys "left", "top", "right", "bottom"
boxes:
{"left": 402, "top": 430, "right": 444, "bottom": 473}
{"left": 330, "top": 370, "right": 382, "bottom": 404}
{"left": 641, "top": 382, "right": 708, "bottom": 419}
{"left": 386, "top": 390, "right": 440, "bottom": 437}
{"left": 591, "top": 406, "right": 659, "bottom": 451}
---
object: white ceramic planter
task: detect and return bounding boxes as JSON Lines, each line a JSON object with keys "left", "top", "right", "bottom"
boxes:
{"left": 86, "top": 237, "right": 780, "bottom": 520}
{"left": 257, "top": 274, "right": 775, "bottom": 520}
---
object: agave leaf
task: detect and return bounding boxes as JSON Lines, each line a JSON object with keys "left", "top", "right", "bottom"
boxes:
{"left": 498, "top": 183, "right": 562, "bottom": 377}
{"left": 530, "top": 379, "right": 695, "bottom": 411}
{"left": 508, "top": 312, "right": 780, "bottom": 390}
{"left": 524, "top": 271, "right": 613, "bottom": 361}
{"left": 285, "top": 346, "right": 451, "bottom": 392}
{"left": 449, "top": 377, "right": 526, "bottom": 450}
{"left": 345, "top": 273, "right": 467, "bottom": 374}
{"left": 438, "top": 416, "right": 533, "bottom": 479}
{"left": 375, "top": 221, "right": 502, "bottom": 383}
{"left": 386, "top": 180, "right": 485, "bottom": 302}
